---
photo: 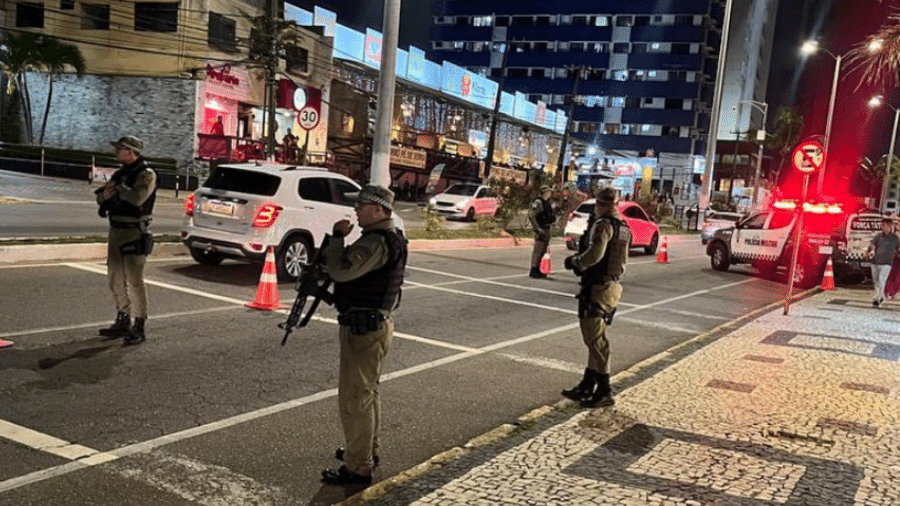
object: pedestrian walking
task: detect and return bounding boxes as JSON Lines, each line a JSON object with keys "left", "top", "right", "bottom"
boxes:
{"left": 96, "top": 135, "right": 157, "bottom": 345}
{"left": 319, "top": 185, "right": 407, "bottom": 486}
{"left": 866, "top": 217, "right": 900, "bottom": 308}
{"left": 562, "top": 187, "right": 630, "bottom": 407}
{"left": 528, "top": 185, "right": 555, "bottom": 278}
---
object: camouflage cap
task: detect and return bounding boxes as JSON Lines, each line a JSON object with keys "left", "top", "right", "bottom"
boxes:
{"left": 352, "top": 185, "right": 394, "bottom": 211}
{"left": 595, "top": 186, "right": 619, "bottom": 203}
{"left": 540, "top": 185, "right": 552, "bottom": 193}
{"left": 110, "top": 135, "right": 144, "bottom": 153}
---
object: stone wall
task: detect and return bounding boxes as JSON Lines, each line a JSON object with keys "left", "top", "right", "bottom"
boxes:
{"left": 25, "top": 73, "right": 198, "bottom": 168}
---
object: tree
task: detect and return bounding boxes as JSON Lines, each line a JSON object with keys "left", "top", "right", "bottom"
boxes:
{"left": 858, "top": 154, "right": 900, "bottom": 201}
{"left": 1, "top": 31, "right": 41, "bottom": 143}
{"left": 35, "top": 36, "right": 85, "bottom": 145}
{"left": 765, "top": 107, "right": 804, "bottom": 183}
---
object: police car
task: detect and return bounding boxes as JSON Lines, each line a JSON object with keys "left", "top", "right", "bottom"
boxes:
{"left": 831, "top": 209, "right": 885, "bottom": 283}
{"left": 705, "top": 201, "right": 846, "bottom": 288}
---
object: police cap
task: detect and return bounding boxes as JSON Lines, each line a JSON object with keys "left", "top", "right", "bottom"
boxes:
{"left": 595, "top": 187, "right": 619, "bottom": 204}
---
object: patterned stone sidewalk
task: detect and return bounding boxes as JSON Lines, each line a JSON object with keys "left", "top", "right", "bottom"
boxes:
{"left": 351, "top": 288, "right": 900, "bottom": 505}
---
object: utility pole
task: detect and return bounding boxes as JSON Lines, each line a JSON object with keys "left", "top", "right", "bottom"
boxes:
{"left": 369, "top": 0, "right": 402, "bottom": 187}
{"left": 484, "top": 35, "right": 509, "bottom": 182}
{"left": 264, "top": 0, "right": 279, "bottom": 160}
{"left": 700, "top": 0, "right": 735, "bottom": 213}
{"left": 557, "top": 64, "right": 585, "bottom": 183}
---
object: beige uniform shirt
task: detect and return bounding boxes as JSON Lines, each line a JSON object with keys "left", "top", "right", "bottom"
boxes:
{"left": 322, "top": 219, "right": 395, "bottom": 283}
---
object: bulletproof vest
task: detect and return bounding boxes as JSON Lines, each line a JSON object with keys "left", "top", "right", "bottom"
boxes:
{"left": 536, "top": 198, "right": 554, "bottom": 227}
{"left": 108, "top": 158, "right": 157, "bottom": 219}
{"left": 334, "top": 228, "right": 407, "bottom": 313}
{"left": 580, "top": 215, "right": 630, "bottom": 287}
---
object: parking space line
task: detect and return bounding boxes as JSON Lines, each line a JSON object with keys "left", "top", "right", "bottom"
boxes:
{"left": 0, "top": 419, "right": 115, "bottom": 462}
{"left": 406, "top": 265, "right": 576, "bottom": 298}
{"left": 405, "top": 281, "right": 578, "bottom": 315}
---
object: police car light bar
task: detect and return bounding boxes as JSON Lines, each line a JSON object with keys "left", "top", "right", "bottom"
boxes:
{"left": 773, "top": 200, "right": 843, "bottom": 214}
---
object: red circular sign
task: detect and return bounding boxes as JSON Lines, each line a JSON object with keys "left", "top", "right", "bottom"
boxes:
{"left": 791, "top": 141, "right": 825, "bottom": 173}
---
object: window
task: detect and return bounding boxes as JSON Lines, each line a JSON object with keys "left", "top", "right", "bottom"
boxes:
{"left": 511, "top": 16, "right": 533, "bottom": 26}
{"left": 633, "top": 16, "right": 650, "bottom": 26}
{"left": 508, "top": 68, "right": 528, "bottom": 78}
{"left": 81, "top": 4, "right": 109, "bottom": 29}
{"left": 664, "top": 98, "right": 683, "bottom": 109}
{"left": 612, "top": 70, "right": 628, "bottom": 81}
{"left": 208, "top": 12, "right": 236, "bottom": 52}
{"left": 612, "top": 43, "right": 629, "bottom": 53}
{"left": 472, "top": 15, "right": 492, "bottom": 26}
{"left": 572, "top": 15, "right": 588, "bottom": 25}
{"left": 768, "top": 211, "right": 793, "bottom": 230}
{"left": 616, "top": 16, "right": 633, "bottom": 27}
{"left": 672, "top": 43, "right": 690, "bottom": 54}
{"left": 16, "top": 2, "right": 44, "bottom": 28}
{"left": 61, "top": 0, "right": 74, "bottom": 9}
{"left": 298, "top": 178, "right": 333, "bottom": 204}
{"left": 286, "top": 46, "right": 309, "bottom": 74}
{"left": 595, "top": 16, "right": 608, "bottom": 26}
{"left": 330, "top": 179, "right": 359, "bottom": 207}
{"left": 741, "top": 213, "right": 768, "bottom": 230}
{"left": 536, "top": 16, "right": 551, "bottom": 26}
{"left": 604, "top": 124, "right": 620, "bottom": 134}
{"left": 494, "top": 16, "right": 509, "bottom": 26}
{"left": 135, "top": 2, "right": 178, "bottom": 32}
{"left": 611, "top": 97, "right": 625, "bottom": 107}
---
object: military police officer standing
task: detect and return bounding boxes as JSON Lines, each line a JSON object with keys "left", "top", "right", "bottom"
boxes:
{"left": 528, "top": 185, "right": 555, "bottom": 278}
{"left": 96, "top": 135, "right": 157, "bottom": 345}
{"left": 320, "top": 185, "right": 407, "bottom": 486}
{"left": 562, "top": 187, "right": 630, "bottom": 407}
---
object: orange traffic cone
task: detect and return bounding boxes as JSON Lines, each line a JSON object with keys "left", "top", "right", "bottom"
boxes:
{"left": 656, "top": 237, "right": 669, "bottom": 264}
{"left": 820, "top": 256, "right": 836, "bottom": 291}
{"left": 540, "top": 246, "right": 553, "bottom": 275}
{"left": 0, "top": 339, "right": 13, "bottom": 349}
{"left": 246, "top": 247, "right": 284, "bottom": 310}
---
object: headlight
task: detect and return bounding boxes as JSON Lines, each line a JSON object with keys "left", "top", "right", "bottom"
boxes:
{"left": 429, "top": 198, "right": 436, "bottom": 206}
{"left": 455, "top": 199, "right": 470, "bottom": 210}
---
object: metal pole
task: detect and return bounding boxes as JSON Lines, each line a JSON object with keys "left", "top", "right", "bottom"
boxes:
{"left": 881, "top": 106, "right": 899, "bottom": 212}
{"left": 700, "top": 0, "right": 734, "bottom": 216}
{"left": 784, "top": 173, "right": 809, "bottom": 315}
{"left": 557, "top": 65, "right": 584, "bottom": 183}
{"left": 819, "top": 54, "right": 841, "bottom": 197}
{"left": 264, "top": 0, "right": 278, "bottom": 160}
{"left": 369, "top": 0, "right": 402, "bottom": 188}
{"left": 484, "top": 36, "right": 508, "bottom": 182}
{"left": 751, "top": 102, "right": 767, "bottom": 207}
{"left": 41, "top": 148, "right": 45, "bottom": 176}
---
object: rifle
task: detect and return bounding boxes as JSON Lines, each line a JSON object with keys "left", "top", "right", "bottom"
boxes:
{"left": 279, "top": 235, "right": 334, "bottom": 345}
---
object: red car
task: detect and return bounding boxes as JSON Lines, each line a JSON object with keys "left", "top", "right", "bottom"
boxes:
{"left": 564, "top": 200, "right": 660, "bottom": 254}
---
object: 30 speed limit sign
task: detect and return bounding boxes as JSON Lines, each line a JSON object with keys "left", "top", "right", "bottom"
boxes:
{"left": 298, "top": 106, "right": 320, "bottom": 130}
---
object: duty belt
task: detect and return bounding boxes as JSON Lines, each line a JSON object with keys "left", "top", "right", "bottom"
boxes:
{"left": 110, "top": 219, "right": 151, "bottom": 229}
{"left": 337, "top": 309, "right": 388, "bottom": 334}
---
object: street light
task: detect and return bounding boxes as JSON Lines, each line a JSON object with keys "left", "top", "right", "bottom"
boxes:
{"left": 869, "top": 95, "right": 899, "bottom": 212}
{"left": 738, "top": 100, "right": 768, "bottom": 207}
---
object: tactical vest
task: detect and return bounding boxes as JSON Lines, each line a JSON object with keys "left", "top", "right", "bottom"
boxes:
{"left": 580, "top": 215, "right": 630, "bottom": 287}
{"left": 334, "top": 228, "right": 407, "bottom": 313}
{"left": 536, "top": 198, "right": 555, "bottom": 227}
{"left": 108, "top": 158, "right": 157, "bottom": 219}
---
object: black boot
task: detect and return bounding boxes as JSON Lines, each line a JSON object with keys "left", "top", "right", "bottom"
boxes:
{"left": 529, "top": 267, "right": 546, "bottom": 279}
{"left": 561, "top": 368, "right": 596, "bottom": 401}
{"left": 99, "top": 312, "right": 131, "bottom": 338}
{"left": 580, "top": 372, "right": 615, "bottom": 408}
{"left": 124, "top": 317, "right": 146, "bottom": 346}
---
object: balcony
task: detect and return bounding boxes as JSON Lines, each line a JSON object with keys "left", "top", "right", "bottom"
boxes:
{"left": 197, "top": 135, "right": 304, "bottom": 164}
{"left": 627, "top": 53, "right": 703, "bottom": 71}
{"left": 630, "top": 25, "right": 706, "bottom": 43}
{"left": 507, "top": 50, "right": 609, "bottom": 68}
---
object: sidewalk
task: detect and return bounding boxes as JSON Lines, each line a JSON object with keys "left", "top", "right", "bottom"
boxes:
{"left": 348, "top": 287, "right": 900, "bottom": 505}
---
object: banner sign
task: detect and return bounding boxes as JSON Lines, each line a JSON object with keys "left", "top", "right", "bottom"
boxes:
{"left": 407, "top": 46, "right": 426, "bottom": 84}
{"left": 313, "top": 6, "right": 337, "bottom": 37}
{"left": 440, "top": 61, "right": 497, "bottom": 110}
{"left": 499, "top": 92, "right": 514, "bottom": 116}
{"left": 390, "top": 145, "right": 427, "bottom": 169}
{"left": 364, "top": 28, "right": 383, "bottom": 68}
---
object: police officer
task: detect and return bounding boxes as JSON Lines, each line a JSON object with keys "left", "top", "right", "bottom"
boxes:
{"left": 528, "top": 185, "right": 555, "bottom": 278}
{"left": 562, "top": 186, "right": 630, "bottom": 408}
{"left": 320, "top": 185, "right": 407, "bottom": 486}
{"left": 96, "top": 135, "right": 157, "bottom": 345}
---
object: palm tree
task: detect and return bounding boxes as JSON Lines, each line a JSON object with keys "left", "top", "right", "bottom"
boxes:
{"left": 0, "top": 31, "right": 41, "bottom": 143}
{"left": 765, "top": 107, "right": 805, "bottom": 183}
{"left": 35, "top": 36, "right": 85, "bottom": 144}
{"left": 859, "top": 154, "right": 900, "bottom": 202}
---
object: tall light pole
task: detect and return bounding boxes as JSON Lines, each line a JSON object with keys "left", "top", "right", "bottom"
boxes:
{"left": 738, "top": 100, "right": 768, "bottom": 207}
{"left": 869, "top": 95, "right": 900, "bottom": 212}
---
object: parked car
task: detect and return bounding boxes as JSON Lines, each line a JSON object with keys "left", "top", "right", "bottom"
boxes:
{"left": 700, "top": 211, "right": 744, "bottom": 244}
{"left": 428, "top": 183, "right": 499, "bottom": 221}
{"left": 564, "top": 200, "right": 660, "bottom": 254}
{"left": 181, "top": 163, "right": 404, "bottom": 281}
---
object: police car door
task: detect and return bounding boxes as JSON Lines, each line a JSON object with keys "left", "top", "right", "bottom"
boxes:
{"left": 731, "top": 211, "right": 770, "bottom": 262}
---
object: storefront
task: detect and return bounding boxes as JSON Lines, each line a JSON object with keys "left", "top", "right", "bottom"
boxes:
{"left": 198, "top": 62, "right": 253, "bottom": 160}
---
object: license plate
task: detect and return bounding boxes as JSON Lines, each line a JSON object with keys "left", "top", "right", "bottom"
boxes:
{"left": 861, "top": 262, "right": 871, "bottom": 268}
{"left": 818, "top": 245, "right": 833, "bottom": 255}
{"left": 204, "top": 199, "right": 234, "bottom": 217}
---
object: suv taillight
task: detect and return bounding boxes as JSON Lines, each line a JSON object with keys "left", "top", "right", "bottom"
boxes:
{"left": 184, "top": 194, "right": 196, "bottom": 217}
{"left": 252, "top": 203, "right": 283, "bottom": 228}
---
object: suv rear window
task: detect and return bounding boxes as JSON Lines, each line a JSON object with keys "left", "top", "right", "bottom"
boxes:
{"left": 204, "top": 167, "right": 280, "bottom": 196}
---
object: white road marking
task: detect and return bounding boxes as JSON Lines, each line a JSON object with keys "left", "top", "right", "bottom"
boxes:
{"left": 497, "top": 353, "right": 582, "bottom": 374}
{"left": 405, "top": 280, "right": 578, "bottom": 315}
{"left": 406, "top": 265, "right": 576, "bottom": 297}
{"left": 0, "top": 419, "right": 112, "bottom": 461}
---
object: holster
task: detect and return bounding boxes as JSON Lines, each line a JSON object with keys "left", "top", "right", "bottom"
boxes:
{"left": 576, "top": 293, "right": 615, "bottom": 325}
{"left": 119, "top": 232, "right": 154, "bottom": 256}
{"left": 337, "top": 309, "right": 386, "bottom": 335}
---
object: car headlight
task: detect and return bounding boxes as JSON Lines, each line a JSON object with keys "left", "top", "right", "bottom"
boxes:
{"left": 429, "top": 198, "right": 436, "bottom": 206}
{"left": 455, "top": 199, "right": 470, "bottom": 210}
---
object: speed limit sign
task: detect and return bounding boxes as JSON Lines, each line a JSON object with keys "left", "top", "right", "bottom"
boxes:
{"left": 298, "top": 106, "right": 320, "bottom": 130}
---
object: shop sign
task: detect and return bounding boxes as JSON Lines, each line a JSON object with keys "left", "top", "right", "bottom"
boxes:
{"left": 492, "top": 167, "right": 527, "bottom": 185}
{"left": 278, "top": 79, "right": 321, "bottom": 116}
{"left": 390, "top": 146, "right": 427, "bottom": 169}
{"left": 204, "top": 62, "right": 250, "bottom": 102}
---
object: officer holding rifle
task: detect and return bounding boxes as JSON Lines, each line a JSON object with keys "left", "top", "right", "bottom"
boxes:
{"left": 318, "top": 185, "right": 407, "bottom": 486}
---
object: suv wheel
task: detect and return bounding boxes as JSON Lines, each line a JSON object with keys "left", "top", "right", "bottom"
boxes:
{"left": 277, "top": 235, "right": 313, "bottom": 281}
{"left": 710, "top": 243, "right": 730, "bottom": 271}
{"left": 190, "top": 248, "right": 224, "bottom": 266}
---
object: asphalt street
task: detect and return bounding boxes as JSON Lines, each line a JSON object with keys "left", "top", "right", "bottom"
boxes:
{"left": 0, "top": 235, "right": 805, "bottom": 505}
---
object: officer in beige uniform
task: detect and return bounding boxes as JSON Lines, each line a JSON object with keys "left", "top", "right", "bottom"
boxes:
{"left": 96, "top": 135, "right": 156, "bottom": 345}
{"left": 528, "top": 185, "right": 555, "bottom": 278}
{"left": 562, "top": 187, "right": 629, "bottom": 407}
{"left": 320, "top": 185, "right": 407, "bottom": 486}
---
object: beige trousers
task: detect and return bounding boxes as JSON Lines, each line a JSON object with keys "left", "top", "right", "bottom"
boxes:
{"left": 338, "top": 316, "right": 393, "bottom": 476}
{"left": 107, "top": 227, "right": 148, "bottom": 318}
{"left": 579, "top": 281, "right": 623, "bottom": 373}
{"left": 531, "top": 228, "right": 551, "bottom": 268}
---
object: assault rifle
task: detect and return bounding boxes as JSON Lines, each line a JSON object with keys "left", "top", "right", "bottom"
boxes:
{"left": 279, "top": 236, "right": 334, "bottom": 345}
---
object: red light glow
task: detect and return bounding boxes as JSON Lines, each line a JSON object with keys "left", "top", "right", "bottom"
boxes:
{"left": 252, "top": 204, "right": 283, "bottom": 228}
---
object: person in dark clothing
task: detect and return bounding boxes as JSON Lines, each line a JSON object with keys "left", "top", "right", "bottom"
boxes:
{"left": 528, "top": 185, "right": 555, "bottom": 278}
{"left": 96, "top": 135, "right": 157, "bottom": 345}
{"left": 562, "top": 186, "right": 630, "bottom": 408}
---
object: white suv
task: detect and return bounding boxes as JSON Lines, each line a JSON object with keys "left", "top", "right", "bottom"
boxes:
{"left": 181, "top": 163, "right": 403, "bottom": 281}
{"left": 428, "top": 183, "right": 499, "bottom": 221}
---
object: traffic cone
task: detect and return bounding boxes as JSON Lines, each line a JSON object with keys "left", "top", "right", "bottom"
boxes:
{"left": 540, "top": 246, "right": 553, "bottom": 275}
{"left": 820, "top": 256, "right": 836, "bottom": 291}
{"left": 246, "top": 247, "right": 284, "bottom": 310}
{"left": 0, "top": 339, "right": 13, "bottom": 349}
{"left": 656, "top": 237, "right": 669, "bottom": 264}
